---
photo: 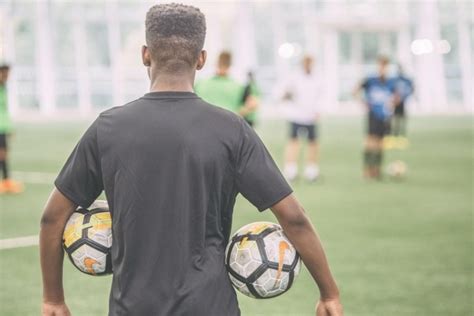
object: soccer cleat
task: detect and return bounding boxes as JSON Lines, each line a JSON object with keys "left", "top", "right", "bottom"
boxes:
{"left": 0, "top": 179, "right": 24, "bottom": 194}
{"left": 283, "top": 163, "right": 298, "bottom": 182}
{"left": 304, "top": 164, "right": 320, "bottom": 182}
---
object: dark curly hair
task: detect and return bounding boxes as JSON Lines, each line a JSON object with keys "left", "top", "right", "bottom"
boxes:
{"left": 145, "top": 3, "right": 206, "bottom": 73}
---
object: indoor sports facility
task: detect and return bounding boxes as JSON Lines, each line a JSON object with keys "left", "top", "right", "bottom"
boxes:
{"left": 0, "top": 1, "right": 472, "bottom": 315}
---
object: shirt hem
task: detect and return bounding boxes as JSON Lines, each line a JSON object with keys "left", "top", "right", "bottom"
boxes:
{"left": 54, "top": 180, "right": 93, "bottom": 208}
{"left": 257, "top": 188, "right": 293, "bottom": 212}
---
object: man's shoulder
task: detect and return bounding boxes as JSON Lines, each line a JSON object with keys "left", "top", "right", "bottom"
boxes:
{"left": 98, "top": 98, "right": 142, "bottom": 118}
{"left": 197, "top": 97, "right": 243, "bottom": 121}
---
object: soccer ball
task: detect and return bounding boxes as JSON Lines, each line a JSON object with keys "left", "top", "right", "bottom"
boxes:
{"left": 225, "top": 222, "right": 301, "bottom": 299}
{"left": 63, "top": 200, "right": 112, "bottom": 276}
{"left": 387, "top": 160, "right": 407, "bottom": 178}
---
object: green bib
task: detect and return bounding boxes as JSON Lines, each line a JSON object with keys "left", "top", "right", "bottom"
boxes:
{"left": 195, "top": 76, "right": 244, "bottom": 113}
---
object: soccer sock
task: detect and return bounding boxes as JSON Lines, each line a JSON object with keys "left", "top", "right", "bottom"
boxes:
{"left": 374, "top": 150, "right": 382, "bottom": 166}
{"left": 0, "top": 159, "right": 7, "bottom": 180}
{"left": 393, "top": 118, "right": 400, "bottom": 136}
{"left": 373, "top": 150, "right": 383, "bottom": 177}
{"left": 364, "top": 150, "right": 376, "bottom": 167}
{"left": 400, "top": 118, "right": 406, "bottom": 137}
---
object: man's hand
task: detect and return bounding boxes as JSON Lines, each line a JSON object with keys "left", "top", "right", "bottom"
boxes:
{"left": 316, "top": 298, "right": 343, "bottom": 316}
{"left": 42, "top": 302, "right": 71, "bottom": 316}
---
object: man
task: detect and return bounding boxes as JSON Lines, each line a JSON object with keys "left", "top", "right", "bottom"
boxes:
{"left": 354, "top": 56, "right": 396, "bottom": 179}
{"left": 390, "top": 64, "right": 414, "bottom": 149}
{"left": 40, "top": 4, "right": 342, "bottom": 316}
{"left": 194, "top": 51, "right": 258, "bottom": 125}
{"left": 281, "top": 55, "right": 321, "bottom": 182}
{"left": 0, "top": 64, "right": 23, "bottom": 194}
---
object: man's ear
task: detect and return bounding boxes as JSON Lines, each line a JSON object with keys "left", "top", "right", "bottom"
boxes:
{"left": 196, "top": 50, "right": 207, "bottom": 70}
{"left": 142, "top": 45, "right": 151, "bottom": 67}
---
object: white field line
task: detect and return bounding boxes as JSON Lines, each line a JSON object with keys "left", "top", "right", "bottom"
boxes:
{"left": 0, "top": 235, "right": 38, "bottom": 250}
{"left": 12, "top": 171, "right": 56, "bottom": 184}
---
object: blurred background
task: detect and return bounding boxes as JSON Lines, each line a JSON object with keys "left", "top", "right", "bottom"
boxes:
{"left": 0, "top": 0, "right": 472, "bottom": 118}
{"left": 0, "top": 1, "right": 472, "bottom": 316}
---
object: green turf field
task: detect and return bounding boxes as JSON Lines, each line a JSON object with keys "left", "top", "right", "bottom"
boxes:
{"left": 0, "top": 116, "right": 472, "bottom": 315}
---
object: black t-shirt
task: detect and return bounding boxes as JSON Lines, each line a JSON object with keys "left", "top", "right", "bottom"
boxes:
{"left": 55, "top": 91, "right": 292, "bottom": 316}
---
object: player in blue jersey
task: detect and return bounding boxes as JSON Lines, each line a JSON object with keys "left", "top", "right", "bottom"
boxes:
{"left": 390, "top": 64, "right": 414, "bottom": 148}
{"left": 354, "top": 56, "right": 396, "bottom": 179}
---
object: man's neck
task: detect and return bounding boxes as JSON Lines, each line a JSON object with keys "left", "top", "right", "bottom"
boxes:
{"left": 149, "top": 73, "right": 195, "bottom": 93}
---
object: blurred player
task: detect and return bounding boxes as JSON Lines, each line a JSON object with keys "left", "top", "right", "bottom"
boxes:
{"left": 194, "top": 51, "right": 258, "bottom": 124}
{"left": 354, "top": 56, "right": 396, "bottom": 179}
{"left": 0, "top": 64, "right": 23, "bottom": 194}
{"left": 39, "top": 4, "right": 342, "bottom": 316}
{"left": 281, "top": 55, "right": 321, "bottom": 182}
{"left": 390, "top": 64, "right": 414, "bottom": 149}
{"left": 240, "top": 71, "right": 260, "bottom": 127}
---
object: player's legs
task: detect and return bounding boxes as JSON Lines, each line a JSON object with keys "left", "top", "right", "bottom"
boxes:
{"left": 284, "top": 123, "right": 301, "bottom": 181}
{"left": 392, "top": 114, "right": 401, "bottom": 137}
{"left": 0, "top": 134, "right": 23, "bottom": 194}
{"left": 0, "top": 134, "right": 9, "bottom": 178}
{"left": 392, "top": 104, "right": 409, "bottom": 149}
{"left": 0, "top": 134, "right": 9, "bottom": 193}
{"left": 304, "top": 124, "right": 319, "bottom": 181}
{"left": 364, "top": 114, "right": 385, "bottom": 179}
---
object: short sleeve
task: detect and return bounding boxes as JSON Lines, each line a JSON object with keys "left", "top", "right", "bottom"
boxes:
{"left": 234, "top": 118, "right": 293, "bottom": 211}
{"left": 55, "top": 118, "right": 103, "bottom": 208}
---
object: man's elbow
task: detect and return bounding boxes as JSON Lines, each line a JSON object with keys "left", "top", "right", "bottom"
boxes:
{"left": 280, "top": 205, "right": 311, "bottom": 232}
{"left": 40, "top": 211, "right": 62, "bottom": 229}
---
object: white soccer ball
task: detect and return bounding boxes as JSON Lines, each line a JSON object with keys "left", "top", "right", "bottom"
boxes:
{"left": 225, "top": 222, "right": 301, "bottom": 299}
{"left": 63, "top": 200, "right": 112, "bottom": 276}
{"left": 387, "top": 160, "right": 407, "bottom": 178}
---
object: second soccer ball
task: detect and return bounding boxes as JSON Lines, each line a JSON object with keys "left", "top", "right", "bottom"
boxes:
{"left": 225, "top": 222, "right": 301, "bottom": 299}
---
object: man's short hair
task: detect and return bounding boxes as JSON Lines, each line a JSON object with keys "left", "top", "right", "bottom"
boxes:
{"left": 217, "top": 51, "right": 232, "bottom": 68}
{"left": 145, "top": 3, "right": 206, "bottom": 73}
{"left": 0, "top": 64, "right": 10, "bottom": 71}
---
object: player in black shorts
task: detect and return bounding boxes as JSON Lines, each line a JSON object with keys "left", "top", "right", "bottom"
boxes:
{"left": 281, "top": 56, "right": 321, "bottom": 182}
{"left": 354, "top": 56, "right": 396, "bottom": 179}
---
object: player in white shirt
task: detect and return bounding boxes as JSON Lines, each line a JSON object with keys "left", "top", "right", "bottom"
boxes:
{"left": 281, "top": 55, "right": 321, "bottom": 182}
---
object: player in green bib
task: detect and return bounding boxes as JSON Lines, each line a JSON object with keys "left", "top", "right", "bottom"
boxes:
{"left": 0, "top": 64, "right": 23, "bottom": 194}
{"left": 194, "top": 51, "right": 259, "bottom": 126}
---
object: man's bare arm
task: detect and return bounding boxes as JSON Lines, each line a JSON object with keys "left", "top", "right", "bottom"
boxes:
{"left": 271, "top": 194, "right": 343, "bottom": 315}
{"left": 40, "top": 188, "right": 76, "bottom": 309}
{"left": 238, "top": 95, "right": 259, "bottom": 117}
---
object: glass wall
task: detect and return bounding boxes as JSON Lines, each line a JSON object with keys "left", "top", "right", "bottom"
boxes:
{"left": 0, "top": 0, "right": 472, "bottom": 117}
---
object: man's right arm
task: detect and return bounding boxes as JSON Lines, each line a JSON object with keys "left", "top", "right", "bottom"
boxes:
{"left": 271, "top": 194, "right": 343, "bottom": 316}
{"left": 40, "top": 188, "right": 76, "bottom": 316}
